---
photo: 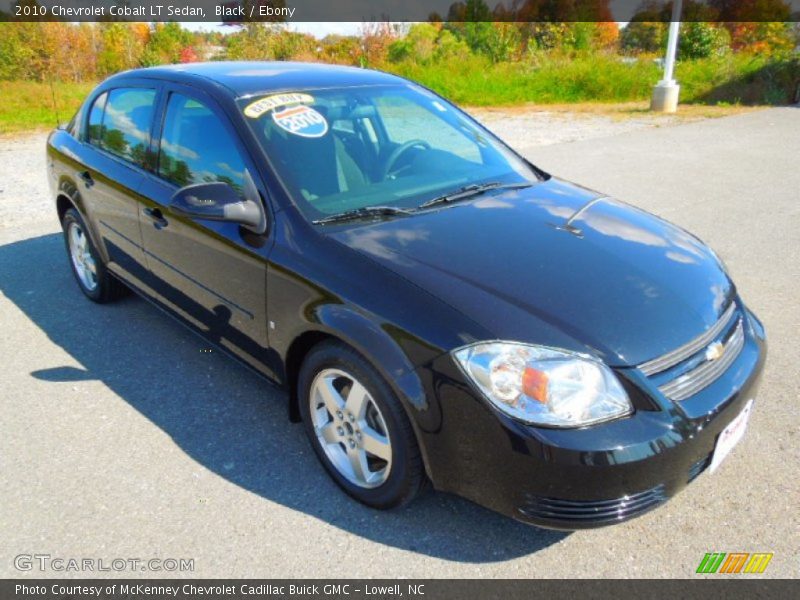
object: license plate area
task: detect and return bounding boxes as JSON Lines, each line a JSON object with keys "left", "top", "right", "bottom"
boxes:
{"left": 709, "top": 399, "right": 753, "bottom": 473}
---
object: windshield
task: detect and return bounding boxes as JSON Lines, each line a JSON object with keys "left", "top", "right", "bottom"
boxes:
{"left": 240, "top": 84, "right": 541, "bottom": 221}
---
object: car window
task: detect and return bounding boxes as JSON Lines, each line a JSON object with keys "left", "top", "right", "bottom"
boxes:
{"left": 86, "top": 92, "right": 107, "bottom": 146}
{"left": 100, "top": 88, "right": 156, "bottom": 168}
{"left": 374, "top": 95, "right": 482, "bottom": 163}
{"left": 242, "top": 85, "right": 537, "bottom": 220}
{"left": 158, "top": 93, "right": 246, "bottom": 195}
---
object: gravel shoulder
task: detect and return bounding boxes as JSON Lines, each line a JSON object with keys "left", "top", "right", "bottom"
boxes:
{"left": 1, "top": 133, "right": 57, "bottom": 230}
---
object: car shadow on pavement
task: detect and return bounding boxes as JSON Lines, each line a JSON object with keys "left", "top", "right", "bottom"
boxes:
{"left": 1, "top": 232, "right": 569, "bottom": 563}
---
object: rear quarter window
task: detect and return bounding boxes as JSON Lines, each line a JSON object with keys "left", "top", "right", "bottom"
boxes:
{"left": 86, "top": 92, "right": 107, "bottom": 146}
{"left": 95, "top": 88, "right": 157, "bottom": 169}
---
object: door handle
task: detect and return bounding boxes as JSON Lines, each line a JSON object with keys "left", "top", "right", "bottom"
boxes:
{"left": 143, "top": 207, "right": 168, "bottom": 230}
{"left": 78, "top": 170, "right": 94, "bottom": 188}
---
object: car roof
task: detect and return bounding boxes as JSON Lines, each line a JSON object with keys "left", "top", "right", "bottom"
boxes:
{"left": 106, "top": 61, "right": 407, "bottom": 98}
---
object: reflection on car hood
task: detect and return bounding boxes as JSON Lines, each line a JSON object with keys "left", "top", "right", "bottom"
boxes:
{"left": 328, "top": 178, "right": 734, "bottom": 366}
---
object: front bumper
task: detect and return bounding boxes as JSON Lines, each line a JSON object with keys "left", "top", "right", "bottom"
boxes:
{"left": 415, "top": 305, "right": 766, "bottom": 530}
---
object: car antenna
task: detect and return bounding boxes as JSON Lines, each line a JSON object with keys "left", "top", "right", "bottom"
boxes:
{"left": 48, "top": 73, "right": 61, "bottom": 128}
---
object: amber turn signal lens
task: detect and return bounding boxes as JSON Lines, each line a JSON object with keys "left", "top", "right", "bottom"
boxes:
{"left": 522, "top": 367, "right": 548, "bottom": 403}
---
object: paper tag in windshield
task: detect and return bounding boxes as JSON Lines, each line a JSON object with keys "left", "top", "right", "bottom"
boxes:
{"left": 244, "top": 93, "right": 314, "bottom": 119}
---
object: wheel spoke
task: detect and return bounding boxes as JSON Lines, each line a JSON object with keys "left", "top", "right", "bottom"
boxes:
{"left": 316, "top": 376, "right": 344, "bottom": 415}
{"left": 360, "top": 427, "right": 392, "bottom": 461}
{"left": 346, "top": 446, "right": 370, "bottom": 483}
{"left": 69, "top": 226, "right": 81, "bottom": 251}
{"left": 317, "top": 421, "right": 339, "bottom": 445}
{"left": 344, "top": 380, "right": 370, "bottom": 419}
{"left": 84, "top": 257, "right": 97, "bottom": 275}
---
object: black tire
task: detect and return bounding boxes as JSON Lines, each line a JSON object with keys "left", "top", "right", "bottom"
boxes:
{"left": 61, "top": 207, "right": 128, "bottom": 303}
{"left": 298, "top": 340, "right": 427, "bottom": 509}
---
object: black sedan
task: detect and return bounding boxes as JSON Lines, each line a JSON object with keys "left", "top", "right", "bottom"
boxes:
{"left": 46, "top": 62, "right": 765, "bottom": 529}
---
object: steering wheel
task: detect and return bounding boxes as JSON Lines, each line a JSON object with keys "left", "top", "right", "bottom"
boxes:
{"left": 381, "top": 139, "right": 431, "bottom": 180}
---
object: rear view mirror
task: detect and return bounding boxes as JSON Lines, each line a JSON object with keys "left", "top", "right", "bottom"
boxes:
{"left": 169, "top": 176, "right": 266, "bottom": 235}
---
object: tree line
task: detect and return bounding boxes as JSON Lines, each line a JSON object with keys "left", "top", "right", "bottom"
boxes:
{"left": 0, "top": 1, "right": 797, "bottom": 83}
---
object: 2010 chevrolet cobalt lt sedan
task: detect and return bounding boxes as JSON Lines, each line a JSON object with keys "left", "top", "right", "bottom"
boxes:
{"left": 47, "top": 62, "right": 765, "bottom": 529}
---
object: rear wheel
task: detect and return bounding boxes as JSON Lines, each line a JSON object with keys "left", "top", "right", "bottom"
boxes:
{"left": 62, "top": 208, "right": 127, "bottom": 303}
{"left": 298, "top": 341, "right": 426, "bottom": 509}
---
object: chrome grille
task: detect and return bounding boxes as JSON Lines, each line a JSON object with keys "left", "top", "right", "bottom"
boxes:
{"left": 519, "top": 485, "right": 667, "bottom": 525}
{"left": 658, "top": 319, "right": 744, "bottom": 402}
{"left": 639, "top": 302, "right": 737, "bottom": 376}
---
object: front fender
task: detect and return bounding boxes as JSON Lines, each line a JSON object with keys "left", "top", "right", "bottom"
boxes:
{"left": 311, "top": 303, "right": 430, "bottom": 415}
{"left": 278, "top": 302, "right": 445, "bottom": 483}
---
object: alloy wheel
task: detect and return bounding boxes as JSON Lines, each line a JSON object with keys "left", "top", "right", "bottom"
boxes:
{"left": 309, "top": 368, "right": 392, "bottom": 488}
{"left": 67, "top": 222, "right": 98, "bottom": 292}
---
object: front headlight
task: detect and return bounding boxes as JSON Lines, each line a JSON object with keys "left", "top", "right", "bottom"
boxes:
{"left": 453, "top": 342, "right": 632, "bottom": 428}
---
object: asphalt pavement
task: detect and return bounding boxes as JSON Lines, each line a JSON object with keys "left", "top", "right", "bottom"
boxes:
{"left": 1, "top": 107, "right": 798, "bottom": 578}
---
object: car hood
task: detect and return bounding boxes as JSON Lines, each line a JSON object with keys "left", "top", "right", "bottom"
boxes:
{"left": 328, "top": 178, "right": 735, "bottom": 367}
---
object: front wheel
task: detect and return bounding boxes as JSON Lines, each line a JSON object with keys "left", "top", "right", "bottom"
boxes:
{"left": 298, "top": 341, "right": 426, "bottom": 509}
{"left": 61, "top": 208, "right": 127, "bottom": 303}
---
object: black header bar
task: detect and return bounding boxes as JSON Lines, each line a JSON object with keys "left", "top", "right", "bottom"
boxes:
{"left": 2, "top": 0, "right": 800, "bottom": 23}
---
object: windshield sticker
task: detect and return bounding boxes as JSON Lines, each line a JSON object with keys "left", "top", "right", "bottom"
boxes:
{"left": 243, "top": 93, "right": 314, "bottom": 119}
{"left": 272, "top": 105, "right": 328, "bottom": 138}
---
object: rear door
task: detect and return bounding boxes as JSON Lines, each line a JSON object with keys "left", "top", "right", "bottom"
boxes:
{"left": 136, "top": 84, "right": 273, "bottom": 376}
{"left": 77, "top": 83, "right": 160, "bottom": 284}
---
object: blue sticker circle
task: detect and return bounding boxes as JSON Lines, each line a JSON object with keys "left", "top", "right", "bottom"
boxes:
{"left": 272, "top": 105, "right": 328, "bottom": 138}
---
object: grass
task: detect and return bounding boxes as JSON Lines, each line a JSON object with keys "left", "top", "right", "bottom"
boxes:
{"left": 387, "top": 55, "right": 657, "bottom": 105}
{"left": 385, "top": 52, "right": 799, "bottom": 107}
{"left": 0, "top": 80, "right": 95, "bottom": 135}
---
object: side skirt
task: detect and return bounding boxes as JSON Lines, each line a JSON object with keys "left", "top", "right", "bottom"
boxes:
{"left": 106, "top": 268, "right": 288, "bottom": 397}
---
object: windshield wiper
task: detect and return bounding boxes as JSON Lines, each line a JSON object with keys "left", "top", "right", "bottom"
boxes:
{"left": 418, "top": 181, "right": 534, "bottom": 210}
{"left": 312, "top": 205, "right": 414, "bottom": 225}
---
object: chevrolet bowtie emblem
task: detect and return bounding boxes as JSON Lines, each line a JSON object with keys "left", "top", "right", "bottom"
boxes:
{"left": 705, "top": 341, "right": 725, "bottom": 362}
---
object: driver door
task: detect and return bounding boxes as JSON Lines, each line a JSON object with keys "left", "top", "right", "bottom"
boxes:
{"left": 136, "top": 86, "right": 274, "bottom": 376}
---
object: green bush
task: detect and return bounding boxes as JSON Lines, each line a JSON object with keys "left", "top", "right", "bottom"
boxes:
{"left": 620, "top": 22, "right": 667, "bottom": 54}
{"left": 435, "top": 29, "right": 471, "bottom": 63}
{"left": 679, "top": 23, "right": 731, "bottom": 59}
{"left": 484, "top": 23, "right": 522, "bottom": 63}
{"left": 388, "top": 23, "right": 438, "bottom": 64}
{"left": 526, "top": 24, "right": 578, "bottom": 51}
{"left": 680, "top": 54, "right": 800, "bottom": 104}
{"left": 388, "top": 23, "right": 471, "bottom": 65}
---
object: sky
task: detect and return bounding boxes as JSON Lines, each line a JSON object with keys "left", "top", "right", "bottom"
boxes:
{"left": 182, "top": 21, "right": 363, "bottom": 37}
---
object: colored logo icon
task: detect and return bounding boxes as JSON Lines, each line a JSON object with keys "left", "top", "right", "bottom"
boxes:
{"left": 696, "top": 552, "right": 773, "bottom": 574}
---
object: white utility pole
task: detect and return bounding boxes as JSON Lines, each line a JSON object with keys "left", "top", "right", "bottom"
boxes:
{"left": 651, "top": 0, "right": 683, "bottom": 113}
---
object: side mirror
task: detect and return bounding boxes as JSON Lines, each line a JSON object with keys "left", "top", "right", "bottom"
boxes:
{"left": 169, "top": 173, "right": 266, "bottom": 235}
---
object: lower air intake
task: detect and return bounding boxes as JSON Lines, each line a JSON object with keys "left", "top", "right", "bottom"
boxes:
{"left": 519, "top": 484, "right": 667, "bottom": 525}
